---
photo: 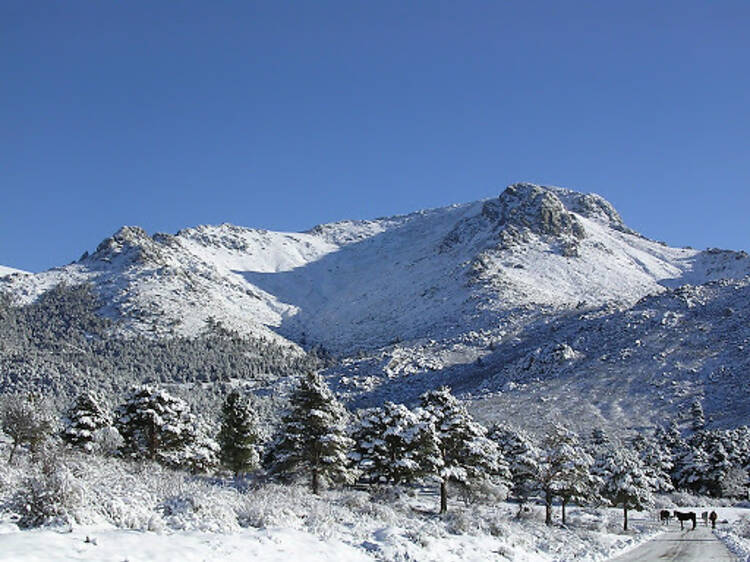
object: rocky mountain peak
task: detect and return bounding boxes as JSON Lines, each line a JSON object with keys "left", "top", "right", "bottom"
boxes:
{"left": 90, "top": 226, "right": 165, "bottom": 266}
{"left": 442, "top": 183, "right": 589, "bottom": 256}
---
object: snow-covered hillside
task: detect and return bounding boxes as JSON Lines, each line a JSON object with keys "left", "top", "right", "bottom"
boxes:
{"left": 2, "top": 183, "right": 748, "bottom": 355}
{"left": 2, "top": 182, "right": 750, "bottom": 429}
{"left": 0, "top": 265, "right": 28, "bottom": 278}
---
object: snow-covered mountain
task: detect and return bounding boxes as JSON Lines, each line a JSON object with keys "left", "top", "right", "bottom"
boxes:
{"left": 2, "top": 182, "right": 749, "bottom": 429}
{"left": 3, "top": 183, "right": 748, "bottom": 350}
{"left": 0, "top": 265, "right": 28, "bottom": 278}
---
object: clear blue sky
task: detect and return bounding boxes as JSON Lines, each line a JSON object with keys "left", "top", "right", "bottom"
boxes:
{"left": 2, "top": 1, "right": 749, "bottom": 272}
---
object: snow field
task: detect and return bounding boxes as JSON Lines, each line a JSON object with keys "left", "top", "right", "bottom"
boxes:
{"left": 0, "top": 445, "right": 671, "bottom": 561}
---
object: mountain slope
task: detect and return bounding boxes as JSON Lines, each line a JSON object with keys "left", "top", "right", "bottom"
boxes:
{"left": 334, "top": 276, "right": 750, "bottom": 434}
{"left": 3, "top": 183, "right": 749, "bottom": 357}
{"left": 0, "top": 266, "right": 28, "bottom": 278}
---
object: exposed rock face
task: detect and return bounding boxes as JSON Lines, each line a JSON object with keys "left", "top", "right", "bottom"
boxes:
{"left": 573, "top": 192, "right": 635, "bottom": 234}
{"left": 495, "top": 183, "right": 586, "bottom": 240}
{"left": 91, "top": 226, "right": 167, "bottom": 266}
{"left": 442, "top": 183, "right": 587, "bottom": 257}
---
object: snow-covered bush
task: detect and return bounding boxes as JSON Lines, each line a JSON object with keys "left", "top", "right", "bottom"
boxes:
{"left": 8, "top": 449, "right": 84, "bottom": 528}
{"left": 89, "top": 426, "right": 124, "bottom": 457}
{"left": 1, "top": 393, "right": 57, "bottom": 463}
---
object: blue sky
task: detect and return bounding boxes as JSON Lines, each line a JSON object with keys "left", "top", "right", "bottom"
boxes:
{"left": 2, "top": 1, "right": 749, "bottom": 272}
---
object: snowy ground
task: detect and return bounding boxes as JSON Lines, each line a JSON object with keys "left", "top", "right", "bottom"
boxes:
{"left": 3, "top": 445, "right": 750, "bottom": 561}
{"left": 0, "top": 505, "right": 658, "bottom": 562}
{"left": 4, "top": 486, "right": 750, "bottom": 562}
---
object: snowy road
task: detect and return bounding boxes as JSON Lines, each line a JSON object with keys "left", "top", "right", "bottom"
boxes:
{"left": 609, "top": 526, "right": 737, "bottom": 561}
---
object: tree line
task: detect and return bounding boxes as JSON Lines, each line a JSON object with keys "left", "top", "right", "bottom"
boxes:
{"left": 4, "top": 371, "right": 748, "bottom": 530}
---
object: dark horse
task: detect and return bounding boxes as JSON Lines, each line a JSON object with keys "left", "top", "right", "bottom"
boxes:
{"left": 673, "top": 510, "right": 697, "bottom": 530}
{"left": 659, "top": 510, "right": 671, "bottom": 524}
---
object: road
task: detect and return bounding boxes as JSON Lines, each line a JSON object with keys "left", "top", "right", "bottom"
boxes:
{"left": 610, "top": 526, "right": 737, "bottom": 561}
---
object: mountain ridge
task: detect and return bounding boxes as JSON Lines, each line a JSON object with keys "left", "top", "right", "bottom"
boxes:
{"left": 2, "top": 182, "right": 750, "bottom": 431}
{"left": 2, "top": 183, "right": 749, "bottom": 351}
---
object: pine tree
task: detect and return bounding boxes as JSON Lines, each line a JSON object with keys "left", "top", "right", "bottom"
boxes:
{"left": 595, "top": 447, "right": 654, "bottom": 530}
{"left": 630, "top": 432, "right": 674, "bottom": 493}
{"left": 217, "top": 389, "right": 261, "bottom": 476}
{"left": 554, "top": 430, "right": 598, "bottom": 525}
{"left": 588, "top": 427, "right": 610, "bottom": 455}
{"left": 672, "top": 431, "right": 710, "bottom": 494}
{"left": 488, "top": 423, "right": 541, "bottom": 513}
{"left": 62, "top": 391, "right": 112, "bottom": 453}
{"left": 115, "top": 385, "right": 218, "bottom": 472}
{"left": 351, "top": 401, "right": 441, "bottom": 486}
{"left": 701, "top": 432, "right": 734, "bottom": 497}
{"left": 420, "top": 387, "right": 509, "bottom": 514}
{"left": 266, "top": 371, "right": 354, "bottom": 494}
{"left": 538, "top": 424, "right": 598, "bottom": 525}
{"left": 691, "top": 399, "right": 706, "bottom": 432}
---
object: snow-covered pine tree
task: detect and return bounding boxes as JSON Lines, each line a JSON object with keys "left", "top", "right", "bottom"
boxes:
{"left": 691, "top": 398, "right": 706, "bottom": 432}
{"left": 698, "top": 430, "right": 738, "bottom": 497}
{"left": 217, "top": 389, "right": 261, "bottom": 476}
{"left": 553, "top": 428, "right": 598, "bottom": 525}
{"left": 594, "top": 447, "right": 654, "bottom": 530}
{"left": 630, "top": 432, "right": 674, "bottom": 493}
{"left": 115, "top": 386, "right": 218, "bottom": 472}
{"left": 351, "top": 401, "right": 441, "bottom": 486}
{"left": 538, "top": 424, "right": 598, "bottom": 525}
{"left": 721, "top": 466, "right": 749, "bottom": 499}
{"left": 420, "top": 386, "right": 510, "bottom": 514}
{"left": 266, "top": 371, "right": 354, "bottom": 494}
{"left": 488, "top": 423, "right": 541, "bottom": 513}
{"left": 62, "top": 391, "right": 112, "bottom": 453}
{"left": 671, "top": 433, "right": 710, "bottom": 494}
{"left": 588, "top": 427, "right": 610, "bottom": 454}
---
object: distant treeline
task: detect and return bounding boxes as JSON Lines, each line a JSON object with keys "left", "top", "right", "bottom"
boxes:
{"left": 0, "top": 284, "right": 320, "bottom": 406}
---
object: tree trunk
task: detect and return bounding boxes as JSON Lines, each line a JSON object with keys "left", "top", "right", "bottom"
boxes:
{"left": 312, "top": 468, "right": 320, "bottom": 495}
{"left": 440, "top": 481, "right": 448, "bottom": 514}
{"left": 562, "top": 498, "right": 567, "bottom": 525}
{"left": 8, "top": 441, "right": 17, "bottom": 464}
{"left": 623, "top": 506, "right": 628, "bottom": 531}
{"left": 545, "top": 489, "right": 553, "bottom": 526}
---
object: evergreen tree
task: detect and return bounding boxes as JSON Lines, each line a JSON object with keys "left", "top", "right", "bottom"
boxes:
{"left": 351, "top": 401, "right": 441, "bottom": 486}
{"left": 554, "top": 429, "right": 598, "bottom": 525}
{"left": 691, "top": 399, "right": 706, "bottom": 432}
{"left": 1, "top": 393, "right": 56, "bottom": 463}
{"left": 115, "top": 385, "right": 218, "bottom": 472}
{"left": 538, "top": 424, "right": 598, "bottom": 525}
{"left": 488, "top": 423, "right": 541, "bottom": 513}
{"left": 266, "top": 371, "right": 354, "bottom": 494}
{"left": 420, "top": 387, "right": 510, "bottom": 513}
{"left": 701, "top": 431, "right": 734, "bottom": 497}
{"left": 595, "top": 447, "right": 654, "bottom": 530}
{"left": 630, "top": 432, "right": 674, "bottom": 493}
{"left": 62, "top": 391, "right": 112, "bottom": 452}
{"left": 721, "top": 466, "right": 749, "bottom": 499}
{"left": 588, "top": 427, "right": 610, "bottom": 456}
{"left": 217, "top": 389, "right": 261, "bottom": 476}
